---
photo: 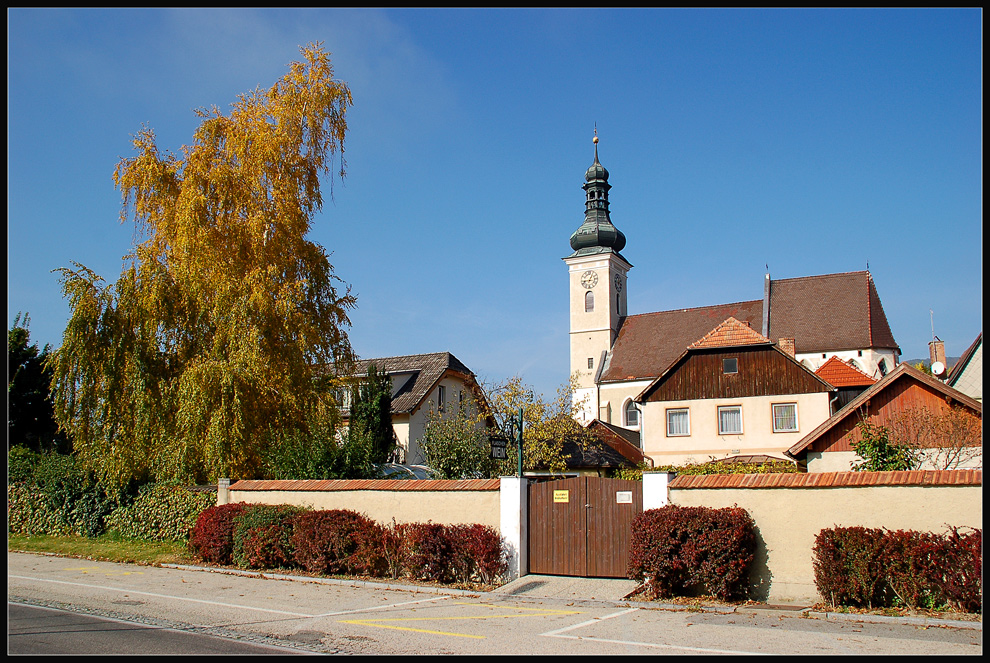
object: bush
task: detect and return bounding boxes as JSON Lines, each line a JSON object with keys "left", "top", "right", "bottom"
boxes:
{"left": 188, "top": 503, "right": 251, "bottom": 565}
{"left": 6, "top": 451, "right": 119, "bottom": 537}
{"left": 812, "top": 526, "right": 982, "bottom": 612}
{"left": 813, "top": 527, "right": 890, "bottom": 609}
{"left": 291, "top": 509, "right": 384, "bottom": 576}
{"left": 404, "top": 522, "right": 456, "bottom": 583}
{"left": 448, "top": 524, "right": 507, "bottom": 585}
{"left": 104, "top": 483, "right": 215, "bottom": 542}
{"left": 627, "top": 505, "right": 756, "bottom": 601}
{"left": 232, "top": 504, "right": 307, "bottom": 570}
{"left": 7, "top": 483, "right": 74, "bottom": 536}
{"left": 940, "top": 527, "right": 982, "bottom": 613}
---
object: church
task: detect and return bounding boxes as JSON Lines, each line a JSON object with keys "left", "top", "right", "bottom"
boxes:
{"left": 564, "top": 136, "right": 902, "bottom": 467}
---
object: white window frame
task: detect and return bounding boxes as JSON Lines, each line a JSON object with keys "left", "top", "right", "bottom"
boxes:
{"left": 624, "top": 399, "right": 640, "bottom": 428}
{"left": 717, "top": 405, "right": 743, "bottom": 435}
{"left": 771, "top": 402, "right": 799, "bottom": 433}
{"left": 665, "top": 408, "right": 690, "bottom": 437}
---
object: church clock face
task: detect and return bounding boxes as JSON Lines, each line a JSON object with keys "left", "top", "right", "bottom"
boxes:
{"left": 580, "top": 271, "right": 598, "bottom": 289}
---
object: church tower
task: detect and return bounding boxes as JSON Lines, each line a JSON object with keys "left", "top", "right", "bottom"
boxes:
{"left": 563, "top": 133, "right": 631, "bottom": 422}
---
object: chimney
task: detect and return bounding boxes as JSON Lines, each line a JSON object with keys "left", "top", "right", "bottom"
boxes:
{"left": 778, "top": 338, "right": 795, "bottom": 358}
{"left": 929, "top": 336, "right": 946, "bottom": 377}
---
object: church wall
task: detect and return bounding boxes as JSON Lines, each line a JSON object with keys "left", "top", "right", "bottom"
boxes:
{"left": 796, "top": 348, "right": 898, "bottom": 380}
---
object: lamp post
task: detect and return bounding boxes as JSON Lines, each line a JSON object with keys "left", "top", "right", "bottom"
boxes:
{"left": 516, "top": 407, "right": 524, "bottom": 478}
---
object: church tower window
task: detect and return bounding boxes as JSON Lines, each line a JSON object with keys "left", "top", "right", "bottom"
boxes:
{"left": 585, "top": 290, "right": 594, "bottom": 312}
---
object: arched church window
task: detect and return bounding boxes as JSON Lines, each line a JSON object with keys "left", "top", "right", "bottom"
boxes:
{"left": 625, "top": 400, "right": 639, "bottom": 427}
{"left": 585, "top": 290, "right": 594, "bottom": 312}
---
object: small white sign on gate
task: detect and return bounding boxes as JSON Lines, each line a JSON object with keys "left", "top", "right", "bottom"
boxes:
{"left": 615, "top": 491, "right": 633, "bottom": 504}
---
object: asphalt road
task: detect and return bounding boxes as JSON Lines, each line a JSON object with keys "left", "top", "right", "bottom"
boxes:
{"left": 8, "top": 603, "right": 311, "bottom": 655}
{"left": 7, "top": 552, "right": 983, "bottom": 656}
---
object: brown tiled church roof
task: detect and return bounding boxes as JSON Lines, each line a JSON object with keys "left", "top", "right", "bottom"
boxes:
{"left": 600, "top": 300, "right": 764, "bottom": 383}
{"left": 600, "top": 271, "right": 899, "bottom": 384}
{"left": 766, "top": 271, "right": 898, "bottom": 354}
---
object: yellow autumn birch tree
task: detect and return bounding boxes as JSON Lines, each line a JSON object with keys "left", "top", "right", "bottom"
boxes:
{"left": 50, "top": 44, "right": 356, "bottom": 488}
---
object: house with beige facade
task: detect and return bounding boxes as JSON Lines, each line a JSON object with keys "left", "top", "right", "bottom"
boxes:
{"left": 344, "top": 352, "right": 489, "bottom": 465}
{"left": 636, "top": 317, "right": 834, "bottom": 466}
{"left": 563, "top": 136, "right": 902, "bottom": 467}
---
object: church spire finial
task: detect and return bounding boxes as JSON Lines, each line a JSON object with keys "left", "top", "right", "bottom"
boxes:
{"left": 593, "top": 124, "right": 599, "bottom": 162}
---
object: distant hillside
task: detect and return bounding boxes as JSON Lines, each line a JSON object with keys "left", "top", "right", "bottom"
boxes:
{"left": 903, "top": 357, "right": 960, "bottom": 371}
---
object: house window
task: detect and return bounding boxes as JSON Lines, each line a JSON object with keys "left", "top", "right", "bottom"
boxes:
{"left": 588, "top": 357, "right": 594, "bottom": 370}
{"left": 666, "top": 408, "right": 690, "bottom": 436}
{"left": 585, "top": 290, "right": 594, "bottom": 312}
{"left": 772, "top": 403, "right": 798, "bottom": 433}
{"left": 723, "top": 358, "right": 738, "bottom": 374}
{"left": 438, "top": 385, "right": 446, "bottom": 412}
{"left": 877, "top": 358, "right": 888, "bottom": 376}
{"left": 625, "top": 400, "right": 639, "bottom": 427}
{"left": 718, "top": 406, "right": 743, "bottom": 435}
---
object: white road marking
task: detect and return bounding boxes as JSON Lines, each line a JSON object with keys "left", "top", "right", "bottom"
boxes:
{"left": 540, "top": 607, "right": 639, "bottom": 636}
{"left": 541, "top": 607, "right": 763, "bottom": 655}
{"left": 11, "top": 574, "right": 448, "bottom": 620}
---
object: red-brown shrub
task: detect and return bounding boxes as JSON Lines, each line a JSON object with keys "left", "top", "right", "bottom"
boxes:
{"left": 404, "top": 522, "right": 453, "bottom": 582}
{"left": 627, "top": 505, "right": 756, "bottom": 601}
{"left": 812, "top": 526, "right": 982, "bottom": 612}
{"left": 232, "top": 504, "right": 306, "bottom": 570}
{"left": 813, "top": 527, "right": 890, "bottom": 609}
{"left": 937, "top": 527, "right": 982, "bottom": 613}
{"left": 448, "top": 524, "right": 507, "bottom": 585}
{"left": 291, "top": 509, "right": 385, "bottom": 576}
{"left": 187, "top": 502, "right": 250, "bottom": 565}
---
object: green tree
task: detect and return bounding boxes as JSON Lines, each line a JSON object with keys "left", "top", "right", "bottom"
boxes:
{"left": 851, "top": 419, "right": 919, "bottom": 472}
{"left": 420, "top": 396, "right": 495, "bottom": 479}
{"left": 50, "top": 44, "right": 356, "bottom": 489}
{"left": 484, "top": 376, "right": 595, "bottom": 475}
{"left": 8, "top": 313, "right": 69, "bottom": 453}
{"left": 347, "top": 363, "right": 397, "bottom": 466}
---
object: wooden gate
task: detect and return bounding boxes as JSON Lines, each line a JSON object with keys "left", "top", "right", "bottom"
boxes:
{"left": 527, "top": 477, "right": 643, "bottom": 578}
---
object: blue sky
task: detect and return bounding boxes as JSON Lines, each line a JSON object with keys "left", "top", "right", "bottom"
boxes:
{"left": 8, "top": 8, "right": 982, "bottom": 400}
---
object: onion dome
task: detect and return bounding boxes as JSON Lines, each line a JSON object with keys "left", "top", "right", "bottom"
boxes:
{"left": 568, "top": 132, "right": 627, "bottom": 257}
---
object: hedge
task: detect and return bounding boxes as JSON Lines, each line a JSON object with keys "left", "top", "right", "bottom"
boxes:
{"left": 627, "top": 505, "right": 756, "bottom": 601}
{"left": 813, "top": 526, "right": 982, "bottom": 612}
{"left": 186, "top": 506, "right": 509, "bottom": 588}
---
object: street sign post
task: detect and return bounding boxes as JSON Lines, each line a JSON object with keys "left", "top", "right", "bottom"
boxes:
{"left": 489, "top": 436, "right": 508, "bottom": 460}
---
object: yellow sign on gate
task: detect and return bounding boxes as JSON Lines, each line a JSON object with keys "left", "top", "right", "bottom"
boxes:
{"left": 553, "top": 490, "right": 569, "bottom": 503}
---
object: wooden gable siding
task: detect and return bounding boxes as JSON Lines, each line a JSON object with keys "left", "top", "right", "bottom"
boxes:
{"left": 808, "top": 376, "right": 967, "bottom": 453}
{"left": 643, "top": 346, "right": 831, "bottom": 403}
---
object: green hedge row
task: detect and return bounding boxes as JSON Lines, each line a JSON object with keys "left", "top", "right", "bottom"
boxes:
{"left": 7, "top": 451, "right": 214, "bottom": 541}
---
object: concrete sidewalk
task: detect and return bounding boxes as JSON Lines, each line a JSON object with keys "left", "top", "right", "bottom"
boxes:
{"left": 492, "top": 574, "right": 639, "bottom": 602}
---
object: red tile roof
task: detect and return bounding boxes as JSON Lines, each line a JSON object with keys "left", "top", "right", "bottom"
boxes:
{"left": 669, "top": 469, "right": 981, "bottom": 489}
{"left": 815, "top": 356, "right": 877, "bottom": 388}
{"left": 689, "top": 317, "right": 772, "bottom": 349}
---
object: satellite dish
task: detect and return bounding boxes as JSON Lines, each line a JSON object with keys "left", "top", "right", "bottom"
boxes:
{"left": 931, "top": 361, "right": 945, "bottom": 377}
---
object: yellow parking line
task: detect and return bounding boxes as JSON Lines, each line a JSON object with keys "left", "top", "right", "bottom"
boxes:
{"left": 341, "top": 602, "right": 583, "bottom": 639}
